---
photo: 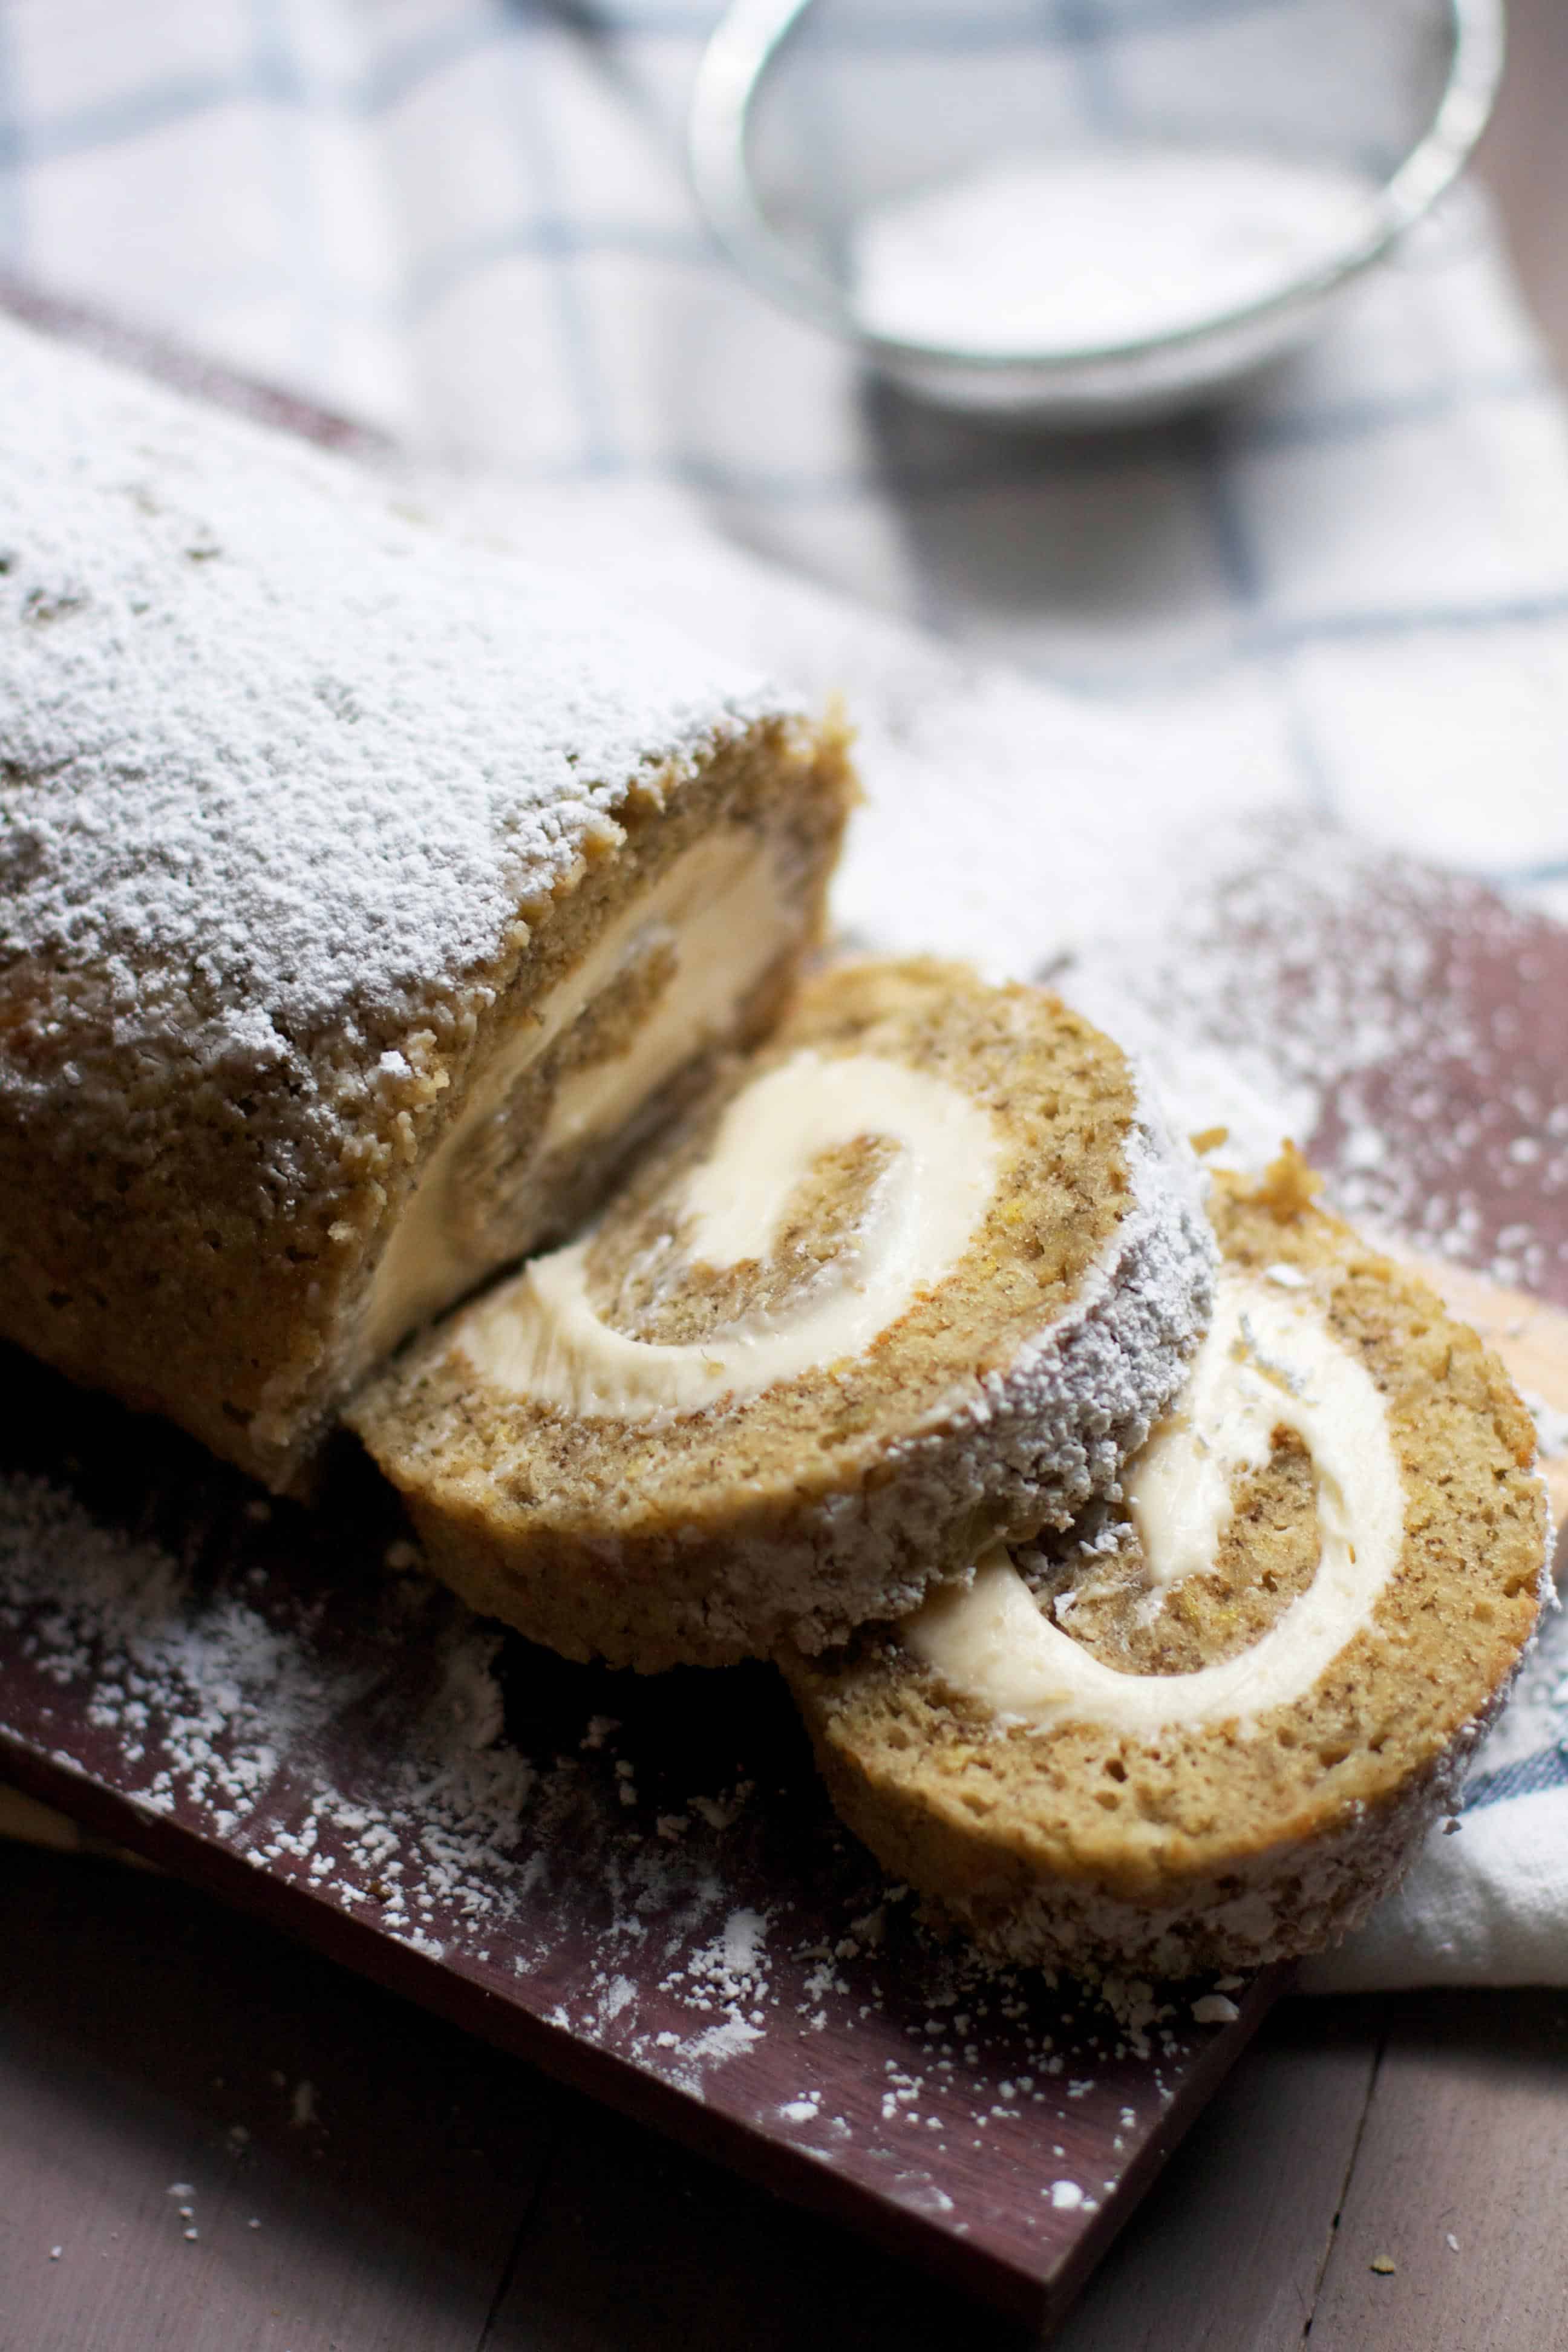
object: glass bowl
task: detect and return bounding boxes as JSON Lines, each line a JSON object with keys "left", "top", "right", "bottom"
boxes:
{"left": 688, "top": 0, "right": 1504, "bottom": 425}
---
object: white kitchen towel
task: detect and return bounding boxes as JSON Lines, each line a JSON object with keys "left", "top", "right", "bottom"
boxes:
{"left": 1, "top": 0, "right": 1567, "bottom": 1985}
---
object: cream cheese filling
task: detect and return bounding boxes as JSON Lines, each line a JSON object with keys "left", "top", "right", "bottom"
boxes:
{"left": 361, "top": 829, "right": 796, "bottom": 1362}
{"left": 457, "top": 1050, "right": 1002, "bottom": 1421}
{"left": 906, "top": 1271, "right": 1405, "bottom": 1736}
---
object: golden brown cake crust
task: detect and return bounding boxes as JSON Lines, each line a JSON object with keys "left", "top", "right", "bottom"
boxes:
{"left": 785, "top": 1160, "right": 1550, "bottom": 1976}
{"left": 350, "top": 960, "right": 1215, "bottom": 1668}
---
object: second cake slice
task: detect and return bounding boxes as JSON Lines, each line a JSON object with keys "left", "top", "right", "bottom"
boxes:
{"left": 350, "top": 959, "right": 1216, "bottom": 1668}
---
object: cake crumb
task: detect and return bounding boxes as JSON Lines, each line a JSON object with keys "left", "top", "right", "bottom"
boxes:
{"left": 1370, "top": 2255, "right": 1397, "bottom": 2276}
{"left": 690, "top": 1784, "right": 753, "bottom": 1831}
{"left": 1191, "top": 1994, "right": 1240, "bottom": 2024}
{"left": 1252, "top": 1144, "right": 1322, "bottom": 1221}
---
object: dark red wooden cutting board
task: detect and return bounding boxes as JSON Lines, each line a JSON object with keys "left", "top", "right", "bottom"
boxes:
{"left": 2, "top": 285, "right": 1565, "bottom": 2331}
{"left": 0, "top": 1357, "right": 1287, "bottom": 2327}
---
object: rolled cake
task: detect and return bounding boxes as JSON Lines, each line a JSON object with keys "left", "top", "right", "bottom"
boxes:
{"left": 786, "top": 1152, "right": 1551, "bottom": 1976}
{"left": 0, "top": 314, "right": 850, "bottom": 1490}
{"left": 350, "top": 958, "right": 1217, "bottom": 1669}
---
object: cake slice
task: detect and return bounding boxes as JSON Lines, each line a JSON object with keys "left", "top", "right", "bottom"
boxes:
{"left": 350, "top": 958, "right": 1216, "bottom": 1669}
{"left": 786, "top": 1154, "right": 1550, "bottom": 1976}
{"left": 0, "top": 313, "right": 849, "bottom": 1491}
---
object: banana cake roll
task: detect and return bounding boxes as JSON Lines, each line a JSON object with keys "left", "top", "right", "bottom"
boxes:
{"left": 0, "top": 315, "right": 850, "bottom": 1490}
{"left": 786, "top": 1152, "right": 1550, "bottom": 1976}
{"left": 350, "top": 958, "right": 1217, "bottom": 1669}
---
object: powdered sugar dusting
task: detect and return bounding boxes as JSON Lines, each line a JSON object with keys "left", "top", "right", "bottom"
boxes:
{"left": 1068, "top": 821, "right": 1568, "bottom": 1299}
{"left": 960, "top": 1090, "right": 1218, "bottom": 1547}
{"left": 0, "top": 1367, "right": 1246, "bottom": 2249}
{"left": 0, "top": 314, "right": 774, "bottom": 1107}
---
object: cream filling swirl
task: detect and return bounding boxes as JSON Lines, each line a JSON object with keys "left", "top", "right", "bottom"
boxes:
{"left": 457, "top": 1048, "right": 1002, "bottom": 1420}
{"left": 906, "top": 1271, "right": 1405, "bottom": 1736}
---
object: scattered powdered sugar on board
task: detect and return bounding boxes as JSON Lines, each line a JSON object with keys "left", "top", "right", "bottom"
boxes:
{"left": 0, "top": 1467, "right": 537, "bottom": 1915}
{"left": 1064, "top": 815, "right": 1568, "bottom": 1302}
{"left": 0, "top": 1355, "right": 1253, "bottom": 2273}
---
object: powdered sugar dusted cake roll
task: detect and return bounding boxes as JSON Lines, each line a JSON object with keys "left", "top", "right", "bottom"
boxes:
{"left": 350, "top": 959, "right": 1216, "bottom": 1670}
{"left": 0, "top": 314, "right": 850, "bottom": 1491}
{"left": 786, "top": 1154, "right": 1550, "bottom": 1976}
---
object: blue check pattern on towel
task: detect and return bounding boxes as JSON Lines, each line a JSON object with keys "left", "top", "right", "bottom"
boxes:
{"left": 2, "top": 0, "right": 1566, "bottom": 1987}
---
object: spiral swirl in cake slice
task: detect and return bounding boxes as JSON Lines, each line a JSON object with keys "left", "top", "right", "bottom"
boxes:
{"left": 350, "top": 958, "right": 1215, "bottom": 1668}
{"left": 786, "top": 1155, "right": 1550, "bottom": 1976}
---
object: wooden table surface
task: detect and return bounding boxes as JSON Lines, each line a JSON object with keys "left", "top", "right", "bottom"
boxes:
{"left": 6, "top": 6, "right": 1568, "bottom": 2346}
